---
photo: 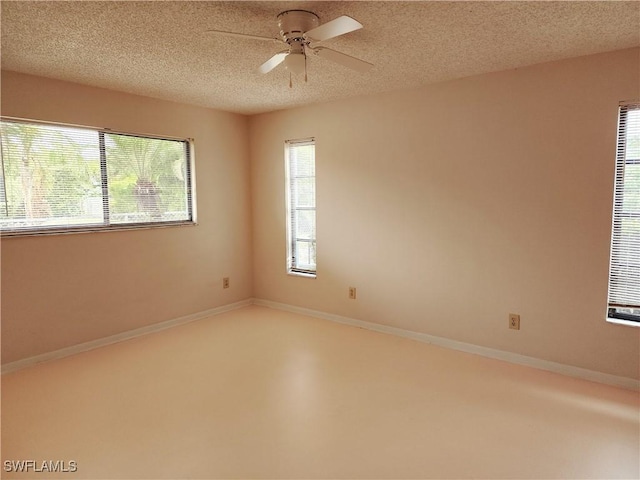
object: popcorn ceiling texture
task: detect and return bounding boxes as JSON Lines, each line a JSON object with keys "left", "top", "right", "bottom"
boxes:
{"left": 1, "top": 1, "right": 639, "bottom": 115}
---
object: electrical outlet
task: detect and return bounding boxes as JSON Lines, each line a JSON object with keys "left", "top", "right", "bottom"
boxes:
{"left": 349, "top": 287, "right": 356, "bottom": 300}
{"left": 509, "top": 313, "right": 520, "bottom": 330}
{"left": 223, "top": 277, "right": 230, "bottom": 289}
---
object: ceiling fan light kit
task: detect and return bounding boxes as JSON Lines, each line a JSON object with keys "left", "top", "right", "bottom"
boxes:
{"left": 284, "top": 52, "right": 306, "bottom": 76}
{"left": 206, "top": 9, "right": 373, "bottom": 86}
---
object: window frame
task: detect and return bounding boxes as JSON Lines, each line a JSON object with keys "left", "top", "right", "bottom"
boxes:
{"left": 285, "top": 137, "right": 316, "bottom": 277}
{"left": 606, "top": 102, "right": 640, "bottom": 326}
{"left": 0, "top": 117, "right": 196, "bottom": 237}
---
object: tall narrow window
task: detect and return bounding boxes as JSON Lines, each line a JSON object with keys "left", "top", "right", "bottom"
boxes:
{"left": 286, "top": 138, "right": 316, "bottom": 276}
{"left": 607, "top": 102, "right": 640, "bottom": 325}
{"left": 0, "top": 119, "right": 193, "bottom": 235}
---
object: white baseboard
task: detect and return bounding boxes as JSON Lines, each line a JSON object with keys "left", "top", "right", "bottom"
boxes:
{"left": 253, "top": 298, "right": 640, "bottom": 391}
{"left": 1, "top": 299, "right": 253, "bottom": 375}
{"left": 5, "top": 297, "right": 638, "bottom": 391}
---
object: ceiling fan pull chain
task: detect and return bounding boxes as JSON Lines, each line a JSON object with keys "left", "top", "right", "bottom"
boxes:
{"left": 289, "top": 72, "right": 293, "bottom": 89}
{"left": 305, "top": 56, "right": 308, "bottom": 83}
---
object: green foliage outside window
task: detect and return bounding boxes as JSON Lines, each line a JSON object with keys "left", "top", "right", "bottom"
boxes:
{"left": 0, "top": 120, "right": 192, "bottom": 233}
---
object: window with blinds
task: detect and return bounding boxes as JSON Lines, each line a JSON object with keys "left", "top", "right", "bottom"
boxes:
{"left": 0, "top": 119, "right": 194, "bottom": 236}
{"left": 607, "top": 102, "right": 640, "bottom": 324}
{"left": 285, "top": 138, "right": 316, "bottom": 276}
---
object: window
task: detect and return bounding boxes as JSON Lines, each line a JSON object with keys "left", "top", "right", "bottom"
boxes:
{"left": 285, "top": 138, "right": 316, "bottom": 276}
{"left": 0, "top": 119, "right": 193, "bottom": 235}
{"left": 607, "top": 102, "right": 640, "bottom": 325}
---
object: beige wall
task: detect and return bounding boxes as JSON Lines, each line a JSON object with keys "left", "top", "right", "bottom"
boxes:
{"left": 3, "top": 49, "right": 639, "bottom": 380}
{"left": 1, "top": 71, "right": 253, "bottom": 364}
{"left": 250, "top": 48, "right": 640, "bottom": 380}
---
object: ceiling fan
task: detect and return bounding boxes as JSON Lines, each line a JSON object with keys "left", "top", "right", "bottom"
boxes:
{"left": 206, "top": 10, "right": 373, "bottom": 85}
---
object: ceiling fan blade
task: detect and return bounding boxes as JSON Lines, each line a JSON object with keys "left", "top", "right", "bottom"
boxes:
{"left": 258, "top": 51, "right": 288, "bottom": 74}
{"left": 205, "top": 29, "right": 279, "bottom": 42}
{"left": 304, "top": 15, "right": 363, "bottom": 42}
{"left": 312, "top": 47, "right": 373, "bottom": 73}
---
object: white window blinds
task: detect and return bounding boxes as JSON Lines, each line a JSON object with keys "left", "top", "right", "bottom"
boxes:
{"left": 607, "top": 102, "right": 640, "bottom": 323}
{"left": 286, "top": 138, "right": 316, "bottom": 275}
{"left": 0, "top": 119, "right": 193, "bottom": 235}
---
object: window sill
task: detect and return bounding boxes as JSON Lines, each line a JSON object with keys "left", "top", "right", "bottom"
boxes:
{"left": 606, "top": 317, "right": 640, "bottom": 328}
{"left": 0, "top": 221, "right": 197, "bottom": 238}
{"left": 287, "top": 270, "right": 316, "bottom": 279}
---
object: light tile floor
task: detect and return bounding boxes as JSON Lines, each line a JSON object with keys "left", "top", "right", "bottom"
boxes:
{"left": 2, "top": 305, "right": 639, "bottom": 478}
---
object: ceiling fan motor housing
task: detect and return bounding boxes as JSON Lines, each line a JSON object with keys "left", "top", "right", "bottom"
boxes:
{"left": 277, "top": 10, "right": 319, "bottom": 43}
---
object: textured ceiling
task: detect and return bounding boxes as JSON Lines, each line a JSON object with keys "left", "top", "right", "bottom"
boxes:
{"left": 2, "top": 1, "right": 639, "bottom": 115}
